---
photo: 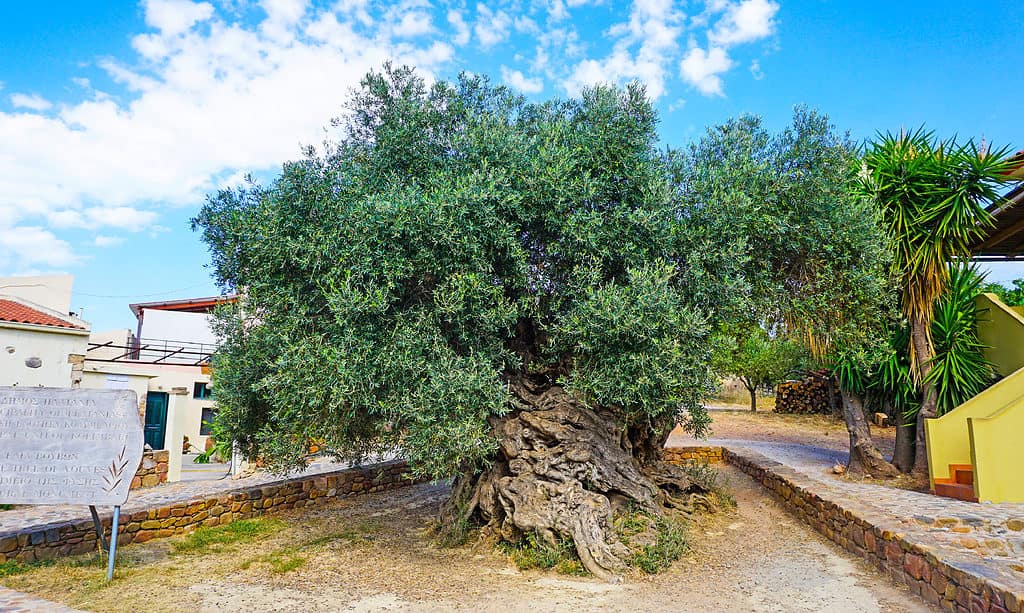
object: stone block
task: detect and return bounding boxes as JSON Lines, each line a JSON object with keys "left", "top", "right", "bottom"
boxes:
{"left": 0, "top": 536, "right": 18, "bottom": 553}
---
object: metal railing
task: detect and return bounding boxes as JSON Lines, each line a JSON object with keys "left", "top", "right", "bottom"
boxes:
{"left": 86, "top": 337, "right": 216, "bottom": 365}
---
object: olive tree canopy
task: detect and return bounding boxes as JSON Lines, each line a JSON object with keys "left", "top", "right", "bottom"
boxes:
{"left": 193, "top": 67, "right": 743, "bottom": 578}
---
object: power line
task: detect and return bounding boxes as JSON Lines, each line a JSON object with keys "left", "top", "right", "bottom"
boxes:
{"left": 73, "top": 282, "right": 216, "bottom": 299}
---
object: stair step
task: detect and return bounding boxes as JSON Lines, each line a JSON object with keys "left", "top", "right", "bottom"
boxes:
{"left": 933, "top": 480, "right": 978, "bottom": 502}
{"left": 952, "top": 467, "right": 974, "bottom": 486}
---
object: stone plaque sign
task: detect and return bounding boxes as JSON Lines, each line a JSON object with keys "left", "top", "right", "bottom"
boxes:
{"left": 0, "top": 387, "right": 144, "bottom": 506}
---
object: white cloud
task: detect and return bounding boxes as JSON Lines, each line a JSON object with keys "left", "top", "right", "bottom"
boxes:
{"left": 9, "top": 94, "right": 52, "bottom": 111}
{"left": 0, "top": 0, "right": 786, "bottom": 273}
{"left": 0, "top": 1, "right": 459, "bottom": 274}
{"left": 393, "top": 10, "right": 434, "bottom": 38}
{"left": 750, "top": 58, "right": 764, "bottom": 80}
{"left": 500, "top": 66, "right": 543, "bottom": 94}
{"left": 447, "top": 10, "right": 470, "bottom": 45}
{"left": 143, "top": 0, "right": 215, "bottom": 36}
{"left": 94, "top": 235, "right": 125, "bottom": 248}
{"left": 679, "top": 45, "right": 733, "bottom": 96}
{"left": 475, "top": 4, "right": 512, "bottom": 49}
{"left": 565, "top": 0, "right": 685, "bottom": 99}
{"left": 709, "top": 0, "right": 779, "bottom": 46}
{"left": 0, "top": 227, "right": 79, "bottom": 271}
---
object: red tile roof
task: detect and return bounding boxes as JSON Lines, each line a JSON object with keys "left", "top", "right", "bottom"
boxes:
{"left": 0, "top": 299, "right": 85, "bottom": 330}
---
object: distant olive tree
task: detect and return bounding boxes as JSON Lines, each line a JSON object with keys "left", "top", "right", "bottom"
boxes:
{"left": 669, "top": 107, "right": 901, "bottom": 476}
{"left": 712, "top": 324, "right": 806, "bottom": 411}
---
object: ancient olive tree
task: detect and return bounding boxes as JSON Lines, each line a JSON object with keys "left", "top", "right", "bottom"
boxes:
{"left": 193, "top": 68, "right": 741, "bottom": 579}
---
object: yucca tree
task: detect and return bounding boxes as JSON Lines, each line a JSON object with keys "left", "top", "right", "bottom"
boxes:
{"left": 860, "top": 129, "right": 1013, "bottom": 475}
{"left": 927, "top": 262, "right": 995, "bottom": 416}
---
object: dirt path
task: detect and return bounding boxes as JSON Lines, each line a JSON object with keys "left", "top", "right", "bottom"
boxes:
{"left": 5, "top": 464, "right": 934, "bottom": 612}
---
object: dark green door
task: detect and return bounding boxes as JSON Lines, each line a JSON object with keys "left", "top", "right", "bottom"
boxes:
{"left": 144, "top": 392, "right": 168, "bottom": 450}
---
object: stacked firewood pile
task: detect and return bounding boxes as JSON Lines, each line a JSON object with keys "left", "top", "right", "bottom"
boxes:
{"left": 775, "top": 370, "right": 836, "bottom": 415}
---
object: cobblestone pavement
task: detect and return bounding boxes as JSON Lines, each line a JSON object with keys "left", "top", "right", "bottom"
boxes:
{"left": 0, "top": 586, "right": 84, "bottom": 612}
{"left": 668, "top": 431, "right": 1024, "bottom": 577}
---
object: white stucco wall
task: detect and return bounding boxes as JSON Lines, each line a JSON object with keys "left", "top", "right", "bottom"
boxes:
{"left": 0, "top": 325, "right": 88, "bottom": 387}
{"left": 140, "top": 310, "right": 217, "bottom": 346}
{"left": 0, "top": 274, "right": 74, "bottom": 314}
{"left": 82, "top": 361, "right": 216, "bottom": 481}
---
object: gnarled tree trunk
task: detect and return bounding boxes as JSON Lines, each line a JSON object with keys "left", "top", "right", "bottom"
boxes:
{"left": 891, "top": 401, "right": 916, "bottom": 473}
{"left": 840, "top": 390, "right": 899, "bottom": 477}
{"left": 910, "top": 316, "right": 937, "bottom": 478}
{"left": 440, "top": 373, "right": 707, "bottom": 581}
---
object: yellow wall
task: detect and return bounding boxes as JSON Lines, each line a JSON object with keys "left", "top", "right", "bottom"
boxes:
{"left": 976, "top": 293, "right": 1024, "bottom": 377}
{"left": 925, "top": 293, "right": 1024, "bottom": 502}
{"left": 924, "top": 366, "right": 1024, "bottom": 482}
{"left": 969, "top": 395, "right": 1024, "bottom": 503}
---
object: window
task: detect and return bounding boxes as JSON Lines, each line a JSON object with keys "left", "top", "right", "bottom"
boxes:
{"left": 200, "top": 407, "right": 217, "bottom": 436}
{"left": 193, "top": 382, "right": 213, "bottom": 399}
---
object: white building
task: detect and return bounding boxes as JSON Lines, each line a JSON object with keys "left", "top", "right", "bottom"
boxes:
{"left": 82, "top": 295, "right": 236, "bottom": 482}
{"left": 0, "top": 274, "right": 90, "bottom": 388}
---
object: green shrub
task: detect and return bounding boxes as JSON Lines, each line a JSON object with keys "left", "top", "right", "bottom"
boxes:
{"left": 499, "top": 532, "right": 581, "bottom": 574}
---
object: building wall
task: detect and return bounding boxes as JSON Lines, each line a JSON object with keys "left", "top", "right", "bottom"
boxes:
{"left": 140, "top": 310, "right": 217, "bottom": 346}
{"left": 0, "top": 325, "right": 88, "bottom": 387}
{"left": 0, "top": 274, "right": 74, "bottom": 314}
{"left": 82, "top": 361, "right": 215, "bottom": 455}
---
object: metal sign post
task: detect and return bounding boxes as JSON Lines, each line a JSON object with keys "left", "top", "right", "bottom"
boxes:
{"left": 107, "top": 506, "right": 121, "bottom": 581}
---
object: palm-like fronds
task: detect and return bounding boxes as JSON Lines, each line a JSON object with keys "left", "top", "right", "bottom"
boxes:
{"left": 925, "top": 262, "right": 995, "bottom": 416}
{"left": 859, "top": 130, "right": 1014, "bottom": 378}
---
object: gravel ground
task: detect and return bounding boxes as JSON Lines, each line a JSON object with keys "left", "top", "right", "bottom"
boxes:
{"left": 4, "top": 465, "right": 934, "bottom": 612}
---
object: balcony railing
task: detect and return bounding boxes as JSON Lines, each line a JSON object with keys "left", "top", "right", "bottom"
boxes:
{"left": 87, "top": 337, "right": 216, "bottom": 365}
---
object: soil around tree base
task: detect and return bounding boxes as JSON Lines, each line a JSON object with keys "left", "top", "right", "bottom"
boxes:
{"left": 3, "top": 465, "right": 933, "bottom": 612}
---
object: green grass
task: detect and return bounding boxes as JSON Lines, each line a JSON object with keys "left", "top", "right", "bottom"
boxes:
{"left": 172, "top": 518, "right": 285, "bottom": 555}
{"left": 239, "top": 549, "right": 307, "bottom": 574}
{"left": 679, "top": 460, "right": 736, "bottom": 508}
{"left": 628, "top": 516, "right": 688, "bottom": 574}
{"left": 614, "top": 507, "right": 689, "bottom": 574}
{"left": 0, "top": 558, "right": 55, "bottom": 577}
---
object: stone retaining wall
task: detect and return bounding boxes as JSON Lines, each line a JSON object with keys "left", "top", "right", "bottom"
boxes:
{"left": 130, "top": 450, "right": 169, "bottom": 490}
{"left": 0, "top": 460, "right": 419, "bottom": 564}
{"left": 662, "top": 445, "right": 723, "bottom": 464}
{"left": 693, "top": 446, "right": 1024, "bottom": 613}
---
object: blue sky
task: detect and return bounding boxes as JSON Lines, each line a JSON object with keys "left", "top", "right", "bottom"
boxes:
{"left": 1, "top": 0, "right": 1022, "bottom": 331}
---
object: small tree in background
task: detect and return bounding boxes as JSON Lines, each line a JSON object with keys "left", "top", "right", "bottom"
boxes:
{"left": 981, "top": 278, "right": 1024, "bottom": 307}
{"left": 670, "top": 107, "right": 900, "bottom": 475}
{"left": 713, "top": 324, "right": 805, "bottom": 411}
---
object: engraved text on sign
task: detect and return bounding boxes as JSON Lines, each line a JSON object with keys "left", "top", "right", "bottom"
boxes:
{"left": 0, "top": 387, "right": 144, "bottom": 505}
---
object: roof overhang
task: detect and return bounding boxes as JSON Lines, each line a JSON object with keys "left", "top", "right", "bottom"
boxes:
{"left": 970, "top": 152, "right": 1024, "bottom": 261}
{"left": 129, "top": 294, "right": 239, "bottom": 318}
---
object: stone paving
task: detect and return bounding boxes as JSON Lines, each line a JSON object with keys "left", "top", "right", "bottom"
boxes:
{"left": 668, "top": 432, "right": 1024, "bottom": 578}
{"left": 0, "top": 586, "right": 84, "bottom": 612}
